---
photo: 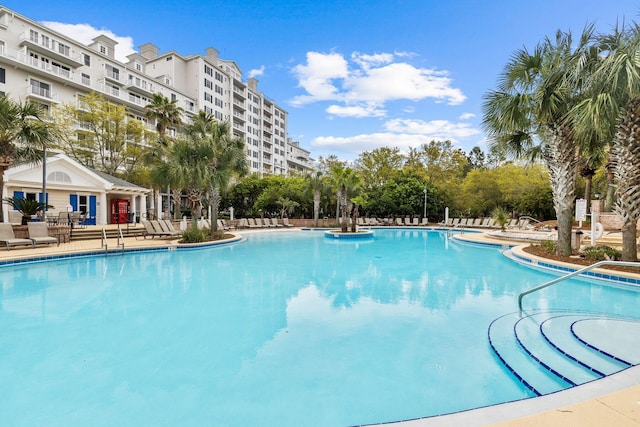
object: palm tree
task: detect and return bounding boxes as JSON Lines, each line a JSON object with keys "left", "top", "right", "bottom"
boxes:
{"left": 0, "top": 96, "right": 57, "bottom": 222}
{"left": 482, "top": 27, "right": 594, "bottom": 256}
{"left": 202, "top": 121, "right": 248, "bottom": 234}
{"left": 572, "top": 25, "right": 640, "bottom": 261}
{"left": 306, "top": 171, "right": 325, "bottom": 227}
{"left": 144, "top": 93, "right": 184, "bottom": 143}
{"left": 144, "top": 93, "right": 184, "bottom": 218}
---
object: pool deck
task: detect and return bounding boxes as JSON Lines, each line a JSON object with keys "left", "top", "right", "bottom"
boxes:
{"left": 1, "top": 225, "right": 639, "bottom": 426}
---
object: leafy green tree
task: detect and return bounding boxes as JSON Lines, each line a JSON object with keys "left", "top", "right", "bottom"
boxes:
{"left": 56, "top": 92, "right": 151, "bottom": 178}
{"left": 354, "top": 147, "right": 405, "bottom": 191}
{"left": 0, "top": 96, "right": 57, "bottom": 222}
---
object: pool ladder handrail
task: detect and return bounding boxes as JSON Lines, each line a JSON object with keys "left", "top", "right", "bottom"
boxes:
{"left": 518, "top": 260, "right": 640, "bottom": 315}
{"left": 101, "top": 228, "right": 125, "bottom": 255}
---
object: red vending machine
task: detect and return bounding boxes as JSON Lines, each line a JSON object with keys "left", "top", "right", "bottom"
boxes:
{"left": 110, "top": 199, "right": 130, "bottom": 224}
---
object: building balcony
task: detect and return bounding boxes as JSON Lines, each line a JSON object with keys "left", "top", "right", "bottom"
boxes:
{"left": 125, "top": 77, "right": 154, "bottom": 96}
{"left": 27, "top": 84, "right": 59, "bottom": 103}
{"left": 233, "top": 99, "right": 246, "bottom": 110}
{"left": 18, "top": 32, "right": 84, "bottom": 67}
{"left": 102, "top": 70, "right": 123, "bottom": 85}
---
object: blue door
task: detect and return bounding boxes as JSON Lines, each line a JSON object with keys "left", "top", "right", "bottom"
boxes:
{"left": 87, "top": 195, "right": 97, "bottom": 225}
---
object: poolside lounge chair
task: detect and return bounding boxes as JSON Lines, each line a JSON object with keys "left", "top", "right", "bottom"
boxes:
{"left": 247, "top": 218, "right": 259, "bottom": 228}
{"left": 271, "top": 218, "right": 283, "bottom": 228}
{"left": 412, "top": 218, "right": 420, "bottom": 226}
{"left": 395, "top": 218, "right": 403, "bottom": 226}
{"left": 420, "top": 218, "right": 429, "bottom": 226}
{"left": 0, "top": 223, "right": 34, "bottom": 250}
{"left": 506, "top": 219, "right": 519, "bottom": 229}
{"left": 141, "top": 220, "right": 178, "bottom": 239}
{"left": 217, "top": 219, "right": 230, "bottom": 231}
{"left": 27, "top": 222, "right": 59, "bottom": 247}
{"left": 479, "top": 218, "right": 492, "bottom": 228}
{"left": 237, "top": 218, "right": 248, "bottom": 229}
{"left": 282, "top": 218, "right": 294, "bottom": 227}
{"left": 450, "top": 218, "right": 460, "bottom": 227}
{"left": 159, "top": 219, "right": 182, "bottom": 236}
{"left": 471, "top": 218, "right": 483, "bottom": 227}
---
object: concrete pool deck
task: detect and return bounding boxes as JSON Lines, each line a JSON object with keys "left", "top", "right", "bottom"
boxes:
{"left": 1, "top": 225, "right": 638, "bottom": 426}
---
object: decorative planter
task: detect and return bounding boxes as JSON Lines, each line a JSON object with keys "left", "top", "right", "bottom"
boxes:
{"left": 324, "top": 229, "right": 374, "bottom": 239}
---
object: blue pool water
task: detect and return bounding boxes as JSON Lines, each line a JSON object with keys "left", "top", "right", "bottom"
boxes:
{"left": 1, "top": 229, "right": 639, "bottom": 426}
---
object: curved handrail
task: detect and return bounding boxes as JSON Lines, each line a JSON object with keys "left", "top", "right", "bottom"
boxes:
{"left": 518, "top": 260, "right": 640, "bottom": 315}
{"left": 519, "top": 215, "right": 543, "bottom": 225}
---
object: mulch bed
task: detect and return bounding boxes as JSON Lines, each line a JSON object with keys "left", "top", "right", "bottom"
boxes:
{"left": 523, "top": 245, "right": 640, "bottom": 274}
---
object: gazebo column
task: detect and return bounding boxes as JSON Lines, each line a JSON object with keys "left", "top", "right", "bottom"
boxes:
{"left": 99, "top": 192, "right": 108, "bottom": 225}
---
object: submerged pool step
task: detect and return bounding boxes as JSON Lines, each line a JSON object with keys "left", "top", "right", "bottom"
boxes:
{"left": 540, "top": 314, "right": 630, "bottom": 375}
{"left": 489, "top": 310, "right": 640, "bottom": 397}
{"left": 488, "top": 312, "right": 569, "bottom": 396}
{"left": 515, "top": 313, "right": 601, "bottom": 385}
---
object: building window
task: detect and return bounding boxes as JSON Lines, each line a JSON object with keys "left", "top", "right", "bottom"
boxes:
{"left": 105, "top": 64, "right": 120, "bottom": 80}
{"left": 0, "top": 67, "right": 5, "bottom": 84}
{"left": 99, "top": 45, "right": 107, "bottom": 55}
{"left": 30, "top": 78, "right": 51, "bottom": 98}
{"left": 47, "top": 171, "right": 72, "bottom": 183}
{"left": 83, "top": 53, "right": 91, "bottom": 66}
{"left": 57, "top": 42, "right": 70, "bottom": 56}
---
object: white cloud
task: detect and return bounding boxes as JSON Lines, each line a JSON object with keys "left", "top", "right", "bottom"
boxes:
{"left": 311, "top": 118, "right": 481, "bottom": 157}
{"left": 459, "top": 112, "right": 475, "bottom": 120}
{"left": 384, "top": 118, "right": 480, "bottom": 140}
{"left": 290, "top": 52, "right": 349, "bottom": 106}
{"left": 290, "top": 50, "right": 466, "bottom": 114}
{"left": 248, "top": 65, "right": 265, "bottom": 79}
{"left": 326, "top": 104, "right": 386, "bottom": 118}
{"left": 41, "top": 21, "right": 136, "bottom": 62}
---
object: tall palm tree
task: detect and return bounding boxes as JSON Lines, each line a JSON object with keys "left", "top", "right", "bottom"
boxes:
{"left": 572, "top": 25, "right": 640, "bottom": 261}
{"left": 0, "top": 96, "right": 57, "bottom": 222}
{"left": 202, "top": 121, "right": 248, "bottom": 234}
{"left": 482, "top": 27, "right": 594, "bottom": 256}
{"left": 306, "top": 171, "right": 325, "bottom": 227}
{"left": 144, "top": 93, "right": 184, "bottom": 218}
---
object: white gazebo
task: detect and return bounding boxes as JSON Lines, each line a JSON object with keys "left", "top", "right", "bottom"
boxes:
{"left": 3, "top": 153, "right": 149, "bottom": 225}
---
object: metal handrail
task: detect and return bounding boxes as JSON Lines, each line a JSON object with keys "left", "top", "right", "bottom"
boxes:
{"left": 101, "top": 228, "right": 108, "bottom": 255}
{"left": 116, "top": 227, "right": 125, "bottom": 254}
{"left": 518, "top": 260, "right": 640, "bottom": 315}
{"left": 518, "top": 215, "right": 543, "bottom": 225}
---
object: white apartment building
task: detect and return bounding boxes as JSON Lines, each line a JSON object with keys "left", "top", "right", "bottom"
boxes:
{"left": 139, "top": 44, "right": 291, "bottom": 176}
{"left": 286, "top": 138, "right": 314, "bottom": 175}
{"left": 0, "top": 6, "right": 310, "bottom": 180}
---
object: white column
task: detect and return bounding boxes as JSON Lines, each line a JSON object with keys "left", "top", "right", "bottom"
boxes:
{"left": 99, "top": 192, "right": 108, "bottom": 225}
{"left": 140, "top": 193, "right": 148, "bottom": 221}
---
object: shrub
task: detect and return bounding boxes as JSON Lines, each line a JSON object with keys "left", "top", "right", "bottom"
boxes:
{"left": 540, "top": 239, "right": 557, "bottom": 254}
{"left": 583, "top": 245, "right": 621, "bottom": 261}
{"left": 181, "top": 227, "right": 206, "bottom": 243}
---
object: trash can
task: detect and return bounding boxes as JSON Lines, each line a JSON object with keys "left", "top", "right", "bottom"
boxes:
{"left": 571, "top": 229, "right": 583, "bottom": 251}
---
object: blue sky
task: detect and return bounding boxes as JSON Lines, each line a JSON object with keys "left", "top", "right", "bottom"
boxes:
{"left": 4, "top": 0, "right": 639, "bottom": 161}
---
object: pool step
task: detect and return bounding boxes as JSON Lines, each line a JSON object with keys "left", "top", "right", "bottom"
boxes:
{"left": 488, "top": 310, "right": 640, "bottom": 396}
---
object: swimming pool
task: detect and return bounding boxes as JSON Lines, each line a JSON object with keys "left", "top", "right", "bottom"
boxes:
{"left": 1, "top": 229, "right": 638, "bottom": 426}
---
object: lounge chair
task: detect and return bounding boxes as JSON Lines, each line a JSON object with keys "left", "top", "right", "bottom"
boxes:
{"left": 158, "top": 220, "right": 181, "bottom": 236}
{"left": 0, "top": 223, "right": 34, "bottom": 250}
{"left": 271, "top": 218, "right": 283, "bottom": 228}
{"left": 395, "top": 218, "right": 403, "bottom": 226}
{"left": 282, "top": 218, "right": 294, "bottom": 227}
{"left": 506, "top": 219, "right": 519, "bottom": 229}
{"left": 451, "top": 218, "right": 460, "bottom": 227}
{"left": 247, "top": 218, "right": 260, "bottom": 228}
{"left": 237, "top": 218, "right": 248, "bottom": 229}
{"left": 217, "top": 219, "right": 230, "bottom": 231}
{"left": 357, "top": 217, "right": 366, "bottom": 226}
{"left": 471, "top": 218, "right": 483, "bottom": 227}
{"left": 141, "top": 220, "right": 178, "bottom": 239}
{"left": 412, "top": 218, "right": 420, "bottom": 226}
{"left": 420, "top": 218, "right": 429, "bottom": 226}
{"left": 27, "top": 222, "right": 59, "bottom": 247}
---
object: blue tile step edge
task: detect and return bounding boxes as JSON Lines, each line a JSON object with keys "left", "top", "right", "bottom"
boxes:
{"left": 514, "top": 313, "right": 602, "bottom": 386}
{"left": 488, "top": 312, "right": 570, "bottom": 396}
{"left": 540, "top": 314, "right": 632, "bottom": 375}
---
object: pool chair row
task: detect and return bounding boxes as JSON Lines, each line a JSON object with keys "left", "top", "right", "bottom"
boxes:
{"left": 237, "top": 218, "right": 294, "bottom": 229}
{"left": 0, "top": 222, "right": 60, "bottom": 250}
{"left": 141, "top": 220, "right": 181, "bottom": 239}
{"left": 440, "top": 218, "right": 500, "bottom": 228}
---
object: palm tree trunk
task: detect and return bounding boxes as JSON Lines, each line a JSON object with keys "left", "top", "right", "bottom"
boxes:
{"left": 543, "top": 127, "right": 579, "bottom": 257}
{"left": 0, "top": 167, "right": 6, "bottom": 222}
{"left": 340, "top": 185, "right": 348, "bottom": 233}
{"left": 605, "top": 161, "right": 615, "bottom": 212}
{"left": 612, "top": 102, "right": 640, "bottom": 261}
{"left": 210, "top": 185, "right": 221, "bottom": 234}
{"left": 313, "top": 190, "right": 320, "bottom": 228}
